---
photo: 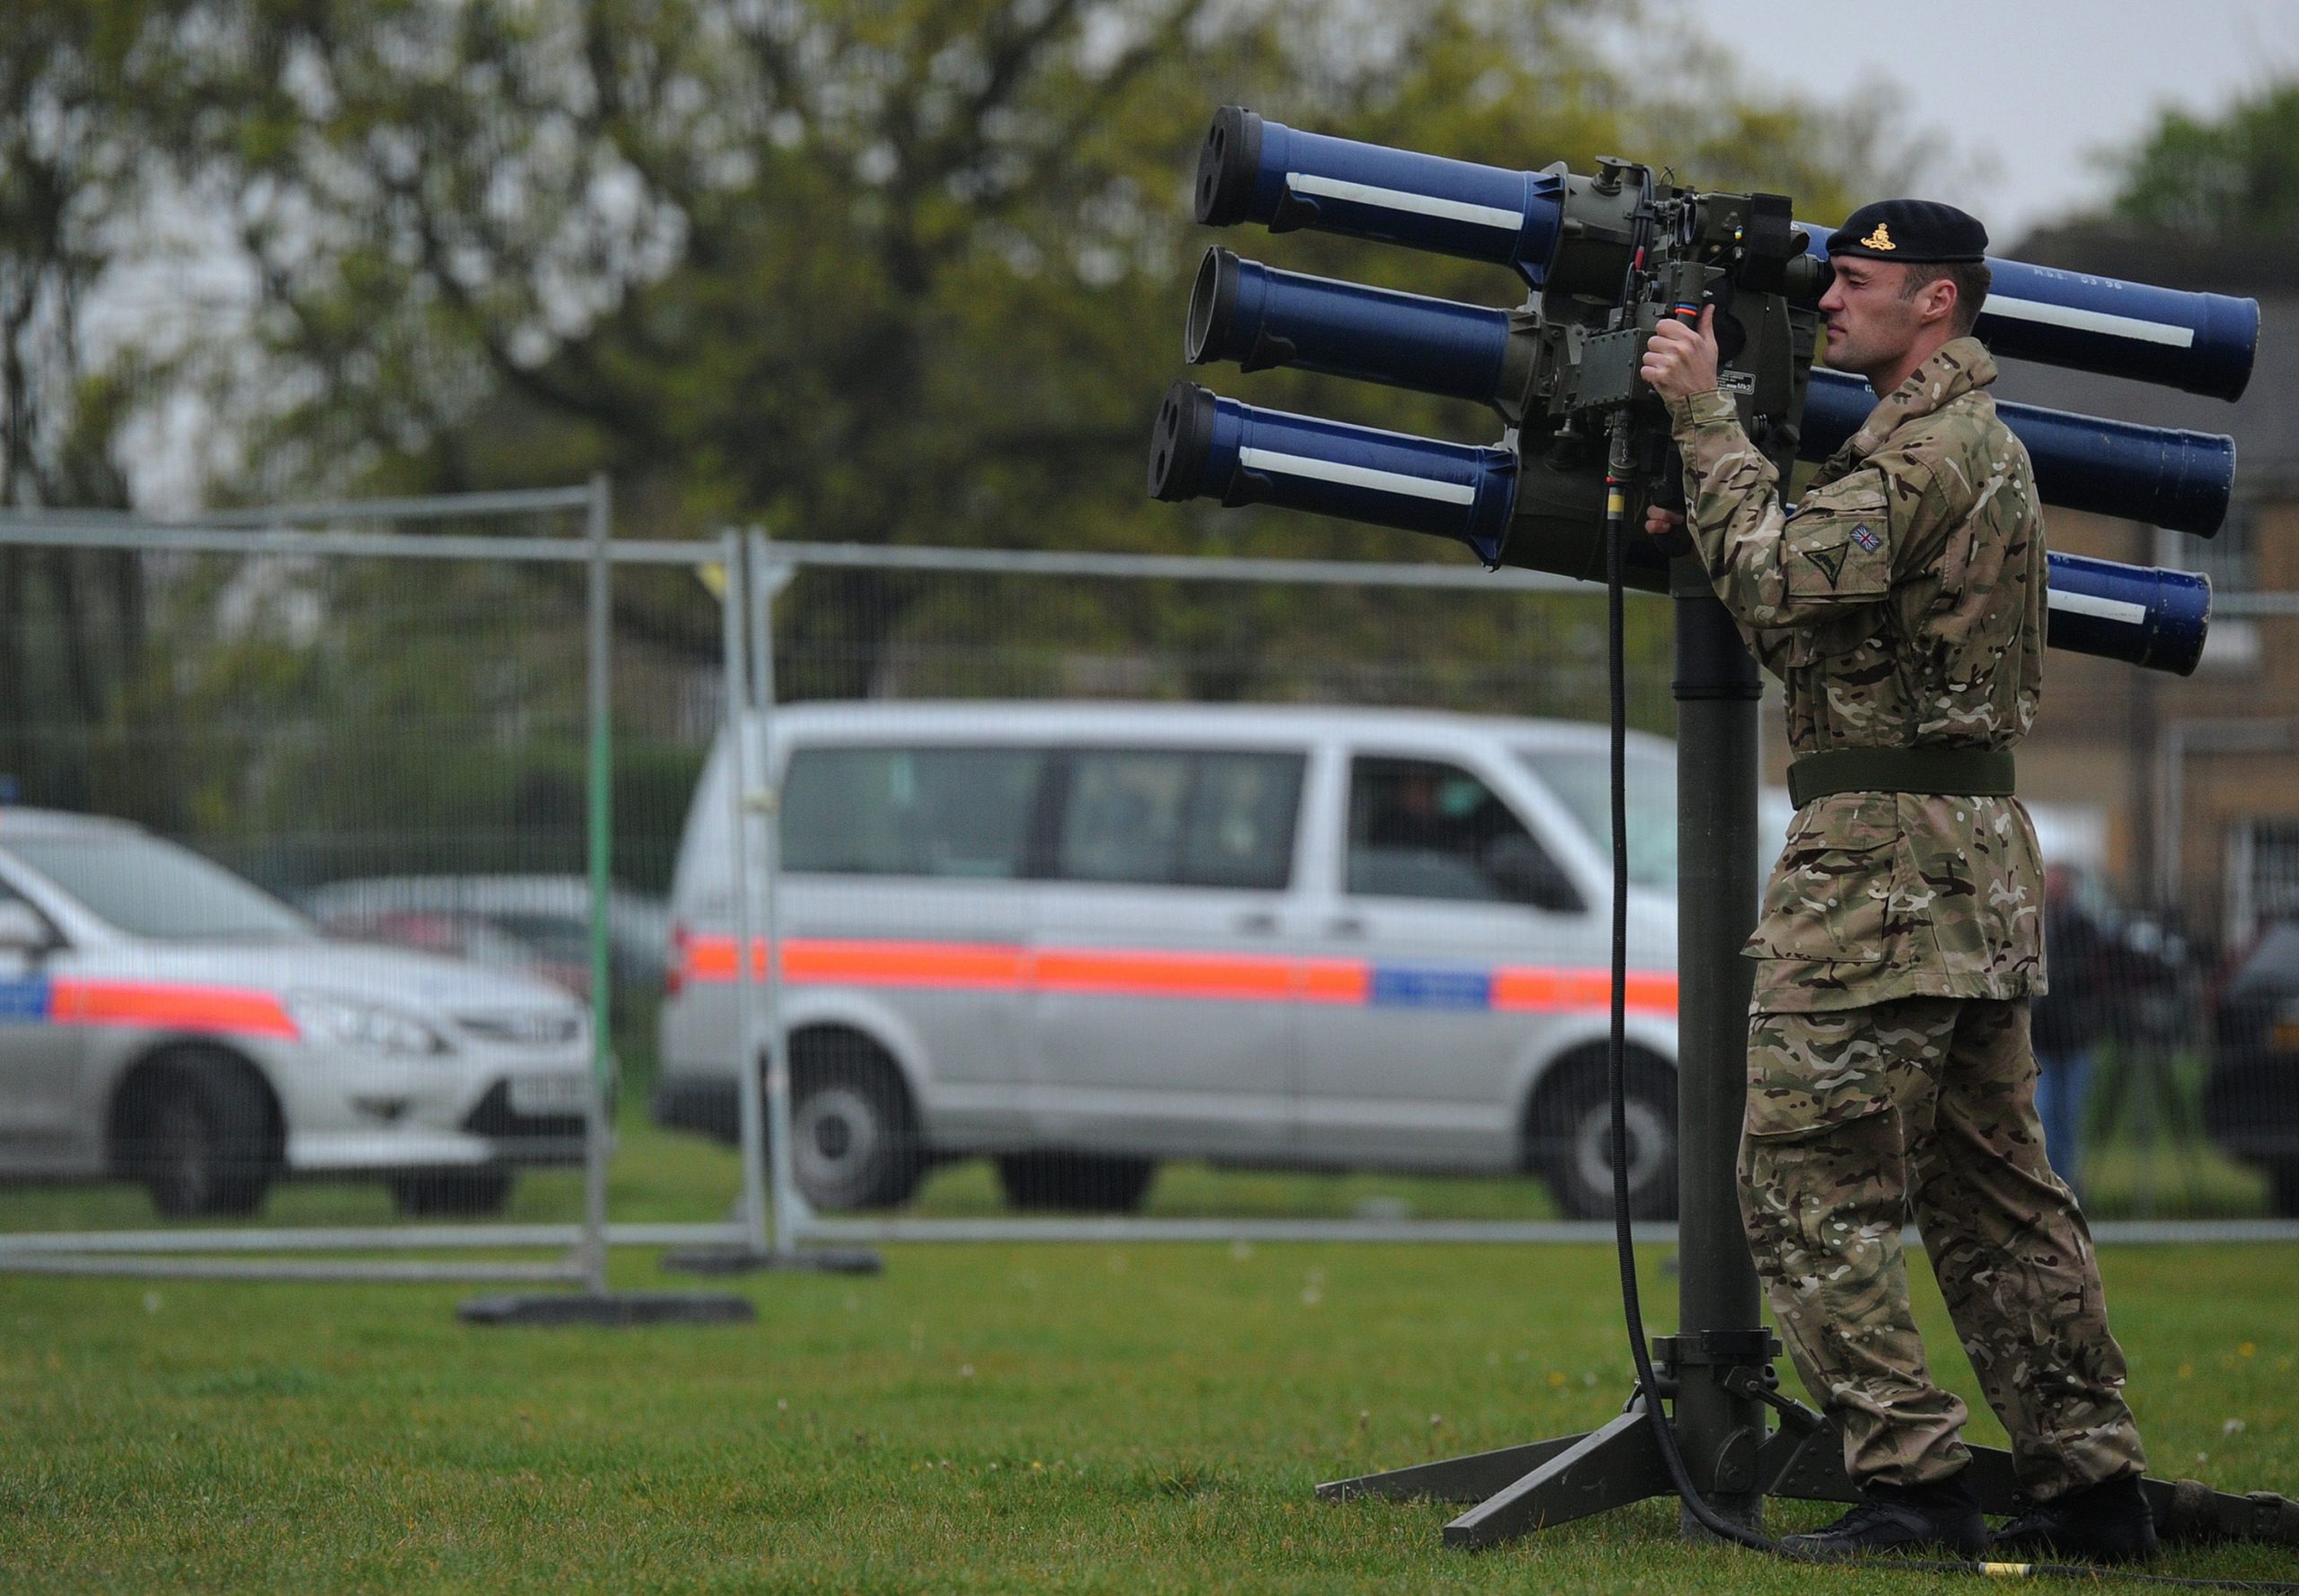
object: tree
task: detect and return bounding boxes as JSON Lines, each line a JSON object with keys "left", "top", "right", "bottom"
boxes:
{"left": 2100, "top": 81, "right": 2299, "bottom": 239}
{"left": 0, "top": 3, "right": 177, "bottom": 804}
{"left": 4, "top": 0, "right": 1938, "bottom": 857}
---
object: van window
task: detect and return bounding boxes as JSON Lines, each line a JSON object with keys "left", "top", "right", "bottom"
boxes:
{"left": 1525, "top": 747, "right": 1678, "bottom": 889}
{"left": 1057, "top": 750, "right": 1303, "bottom": 890}
{"left": 1347, "top": 756, "right": 1581, "bottom": 911}
{"left": 782, "top": 746, "right": 1044, "bottom": 878}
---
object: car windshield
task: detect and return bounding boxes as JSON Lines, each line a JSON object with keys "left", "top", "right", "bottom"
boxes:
{"left": 6, "top": 833, "right": 317, "bottom": 941}
{"left": 1519, "top": 747, "right": 1678, "bottom": 890}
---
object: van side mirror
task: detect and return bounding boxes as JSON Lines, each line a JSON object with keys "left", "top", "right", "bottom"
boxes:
{"left": 0, "top": 900, "right": 57, "bottom": 956}
{"left": 1482, "top": 834, "right": 1584, "bottom": 914}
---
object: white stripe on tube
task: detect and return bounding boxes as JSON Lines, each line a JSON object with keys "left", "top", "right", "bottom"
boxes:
{"left": 1238, "top": 445, "right": 1480, "bottom": 505}
{"left": 2048, "top": 589, "right": 2151, "bottom": 626}
{"left": 1284, "top": 172, "right": 1523, "bottom": 233}
{"left": 1982, "top": 295, "right": 2198, "bottom": 349}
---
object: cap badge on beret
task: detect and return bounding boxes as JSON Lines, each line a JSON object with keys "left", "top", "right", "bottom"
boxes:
{"left": 1860, "top": 222, "right": 1896, "bottom": 251}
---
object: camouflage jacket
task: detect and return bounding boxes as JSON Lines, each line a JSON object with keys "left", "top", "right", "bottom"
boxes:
{"left": 1665, "top": 337, "right": 2048, "bottom": 1013}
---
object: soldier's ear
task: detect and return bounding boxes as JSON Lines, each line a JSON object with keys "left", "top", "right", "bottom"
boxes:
{"left": 1917, "top": 276, "right": 1959, "bottom": 328}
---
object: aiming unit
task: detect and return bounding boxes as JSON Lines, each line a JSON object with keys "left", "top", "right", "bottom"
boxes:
{"left": 1149, "top": 106, "right": 2299, "bottom": 1552}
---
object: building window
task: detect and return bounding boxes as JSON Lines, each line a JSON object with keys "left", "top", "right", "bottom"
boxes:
{"left": 2159, "top": 505, "right": 2259, "bottom": 672}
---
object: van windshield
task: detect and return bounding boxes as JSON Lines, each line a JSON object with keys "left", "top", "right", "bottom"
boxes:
{"left": 5, "top": 833, "right": 317, "bottom": 941}
{"left": 1519, "top": 748, "right": 1678, "bottom": 890}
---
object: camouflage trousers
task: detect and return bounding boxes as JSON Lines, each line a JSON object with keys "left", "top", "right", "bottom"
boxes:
{"left": 1740, "top": 997, "right": 2146, "bottom": 1497}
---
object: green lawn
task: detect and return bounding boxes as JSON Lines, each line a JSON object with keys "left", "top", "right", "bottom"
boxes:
{"left": 0, "top": 1097, "right": 2272, "bottom": 1235}
{"left": 2, "top": 1199, "right": 2295, "bottom": 1590}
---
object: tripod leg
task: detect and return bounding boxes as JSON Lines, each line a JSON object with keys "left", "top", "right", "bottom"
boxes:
{"left": 1440, "top": 1407, "right": 1673, "bottom": 1549}
{"left": 1318, "top": 1433, "right": 1591, "bottom": 1505}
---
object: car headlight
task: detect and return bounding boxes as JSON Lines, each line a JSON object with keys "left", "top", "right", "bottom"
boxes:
{"left": 286, "top": 992, "right": 453, "bottom": 1056}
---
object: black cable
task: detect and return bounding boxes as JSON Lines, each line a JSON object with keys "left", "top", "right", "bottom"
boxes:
{"left": 1599, "top": 475, "right": 2297, "bottom": 1595}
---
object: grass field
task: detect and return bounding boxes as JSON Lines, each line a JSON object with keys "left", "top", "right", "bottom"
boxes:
{"left": 2, "top": 1121, "right": 2296, "bottom": 1592}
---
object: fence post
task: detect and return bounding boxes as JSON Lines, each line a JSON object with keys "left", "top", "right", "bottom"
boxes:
{"left": 750, "top": 529, "right": 809, "bottom": 1254}
{"left": 580, "top": 472, "right": 616, "bottom": 1295}
{"left": 721, "top": 532, "right": 775, "bottom": 1255}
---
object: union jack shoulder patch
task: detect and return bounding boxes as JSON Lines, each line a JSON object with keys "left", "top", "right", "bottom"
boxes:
{"left": 1851, "top": 524, "right": 1883, "bottom": 552}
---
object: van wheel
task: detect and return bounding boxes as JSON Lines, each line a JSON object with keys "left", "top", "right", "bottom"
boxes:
{"left": 788, "top": 1032, "right": 923, "bottom": 1211}
{"left": 389, "top": 1168, "right": 515, "bottom": 1217}
{"left": 1527, "top": 1052, "right": 1678, "bottom": 1221}
{"left": 995, "top": 1152, "right": 1158, "bottom": 1213}
{"left": 119, "top": 1058, "right": 276, "bottom": 1218}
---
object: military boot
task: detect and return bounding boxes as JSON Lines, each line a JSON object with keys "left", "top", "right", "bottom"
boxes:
{"left": 1987, "top": 1473, "right": 2157, "bottom": 1565}
{"left": 1780, "top": 1470, "right": 1987, "bottom": 1560}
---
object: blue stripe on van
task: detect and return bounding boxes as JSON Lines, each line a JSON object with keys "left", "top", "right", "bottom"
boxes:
{"left": 1368, "top": 966, "right": 1492, "bottom": 1010}
{"left": 0, "top": 976, "right": 50, "bottom": 1022}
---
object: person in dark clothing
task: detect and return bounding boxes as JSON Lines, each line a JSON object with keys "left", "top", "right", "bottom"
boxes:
{"left": 2032, "top": 865, "right": 2108, "bottom": 1195}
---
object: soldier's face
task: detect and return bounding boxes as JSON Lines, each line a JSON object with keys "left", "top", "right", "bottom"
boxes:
{"left": 1818, "top": 259, "right": 1925, "bottom": 382}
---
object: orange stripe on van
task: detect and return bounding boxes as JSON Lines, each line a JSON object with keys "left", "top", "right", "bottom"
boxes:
{"left": 1493, "top": 966, "right": 1676, "bottom": 1015}
{"left": 1034, "top": 948, "right": 1297, "bottom": 1001}
{"left": 49, "top": 980, "right": 301, "bottom": 1040}
{"left": 1297, "top": 958, "right": 1371, "bottom": 1006}
{"left": 783, "top": 939, "right": 1028, "bottom": 989}
{"left": 680, "top": 935, "right": 1676, "bottom": 1017}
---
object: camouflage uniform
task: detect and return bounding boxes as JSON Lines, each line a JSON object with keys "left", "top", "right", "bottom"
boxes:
{"left": 1666, "top": 336, "right": 2147, "bottom": 1497}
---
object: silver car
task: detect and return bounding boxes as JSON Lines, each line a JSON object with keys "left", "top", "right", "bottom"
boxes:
{"left": 0, "top": 810, "right": 595, "bottom": 1217}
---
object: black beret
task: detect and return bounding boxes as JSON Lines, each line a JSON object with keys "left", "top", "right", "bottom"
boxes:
{"left": 1828, "top": 198, "right": 1989, "bottom": 264}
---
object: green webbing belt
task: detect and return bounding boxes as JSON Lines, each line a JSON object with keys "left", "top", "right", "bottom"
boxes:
{"left": 1786, "top": 745, "right": 2015, "bottom": 809}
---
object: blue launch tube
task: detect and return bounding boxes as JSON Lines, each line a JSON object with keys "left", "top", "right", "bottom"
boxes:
{"left": 1150, "top": 382, "right": 2212, "bottom": 675}
{"left": 1196, "top": 105, "right": 1563, "bottom": 279}
{"left": 1189, "top": 248, "right": 2237, "bottom": 536}
{"left": 2046, "top": 551, "right": 2211, "bottom": 677}
{"left": 1186, "top": 247, "right": 1511, "bottom": 401}
{"left": 1150, "top": 381, "right": 1519, "bottom": 560}
{"left": 1800, "top": 225, "right": 2259, "bottom": 402}
{"left": 1196, "top": 107, "right": 2258, "bottom": 401}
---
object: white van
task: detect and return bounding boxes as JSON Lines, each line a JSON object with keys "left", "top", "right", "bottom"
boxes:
{"left": 653, "top": 702, "right": 1680, "bottom": 1218}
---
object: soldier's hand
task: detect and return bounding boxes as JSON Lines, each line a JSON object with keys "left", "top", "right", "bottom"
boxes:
{"left": 1640, "top": 306, "right": 1720, "bottom": 401}
{"left": 1644, "top": 506, "right": 1685, "bottom": 541}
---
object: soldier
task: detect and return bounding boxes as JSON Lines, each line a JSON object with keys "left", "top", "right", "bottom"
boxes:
{"left": 1638, "top": 199, "right": 2154, "bottom": 1564}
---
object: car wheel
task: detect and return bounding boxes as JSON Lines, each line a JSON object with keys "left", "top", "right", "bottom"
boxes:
{"left": 388, "top": 1168, "right": 515, "bottom": 1218}
{"left": 787, "top": 1033, "right": 923, "bottom": 1211}
{"left": 125, "top": 1062, "right": 275, "bottom": 1218}
{"left": 1528, "top": 1053, "right": 1679, "bottom": 1221}
{"left": 995, "top": 1152, "right": 1158, "bottom": 1213}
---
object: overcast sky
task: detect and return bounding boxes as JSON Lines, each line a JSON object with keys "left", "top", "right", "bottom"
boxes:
{"left": 1687, "top": 0, "right": 2299, "bottom": 244}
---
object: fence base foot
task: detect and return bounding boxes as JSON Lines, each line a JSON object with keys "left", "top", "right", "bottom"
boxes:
{"left": 457, "top": 1292, "right": 756, "bottom": 1327}
{"left": 659, "top": 1246, "right": 885, "bottom": 1276}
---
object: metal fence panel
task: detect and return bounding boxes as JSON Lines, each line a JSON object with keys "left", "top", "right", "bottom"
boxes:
{"left": 0, "top": 491, "right": 743, "bottom": 1279}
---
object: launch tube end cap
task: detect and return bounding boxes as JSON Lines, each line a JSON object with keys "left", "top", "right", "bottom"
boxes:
{"left": 1185, "top": 246, "right": 1241, "bottom": 366}
{"left": 1196, "top": 106, "right": 1264, "bottom": 227}
{"left": 1150, "top": 380, "right": 1218, "bottom": 502}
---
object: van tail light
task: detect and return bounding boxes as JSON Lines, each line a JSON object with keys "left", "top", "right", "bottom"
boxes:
{"left": 666, "top": 921, "right": 688, "bottom": 998}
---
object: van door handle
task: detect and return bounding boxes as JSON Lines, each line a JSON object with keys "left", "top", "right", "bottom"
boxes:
{"left": 1327, "top": 915, "right": 1367, "bottom": 939}
{"left": 1233, "top": 911, "right": 1280, "bottom": 935}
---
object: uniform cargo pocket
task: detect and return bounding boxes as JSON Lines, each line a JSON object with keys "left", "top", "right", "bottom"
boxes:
{"left": 1744, "top": 794, "right": 1899, "bottom": 965}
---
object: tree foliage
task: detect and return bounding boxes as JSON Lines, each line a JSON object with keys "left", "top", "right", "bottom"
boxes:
{"left": 2101, "top": 80, "right": 2299, "bottom": 238}
{"left": 1, "top": 0, "right": 1933, "bottom": 858}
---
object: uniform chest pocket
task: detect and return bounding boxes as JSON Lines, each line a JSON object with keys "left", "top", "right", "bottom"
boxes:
{"left": 1745, "top": 795, "right": 1901, "bottom": 965}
